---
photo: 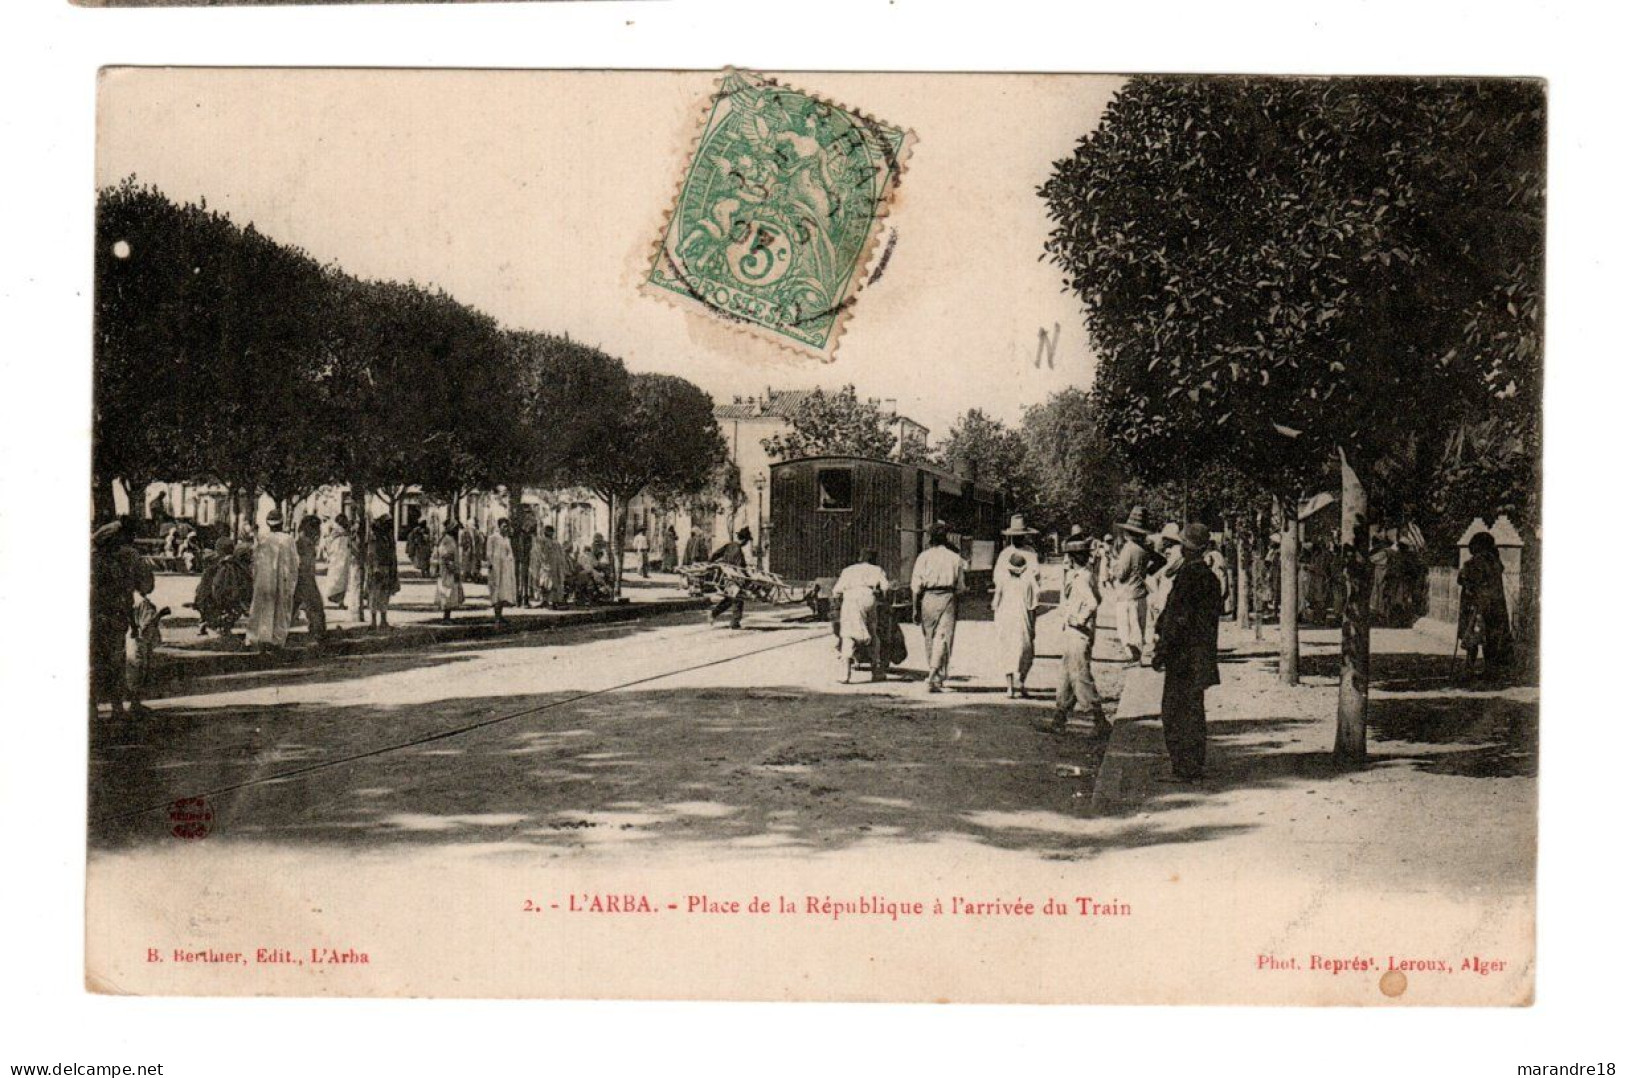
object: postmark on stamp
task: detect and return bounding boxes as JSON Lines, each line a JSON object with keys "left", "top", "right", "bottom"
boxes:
{"left": 646, "top": 70, "right": 912, "bottom": 359}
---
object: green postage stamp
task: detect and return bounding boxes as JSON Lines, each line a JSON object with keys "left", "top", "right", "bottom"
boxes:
{"left": 646, "top": 70, "right": 912, "bottom": 358}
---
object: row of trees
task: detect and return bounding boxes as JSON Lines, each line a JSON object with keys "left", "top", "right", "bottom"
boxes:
{"left": 95, "top": 179, "right": 729, "bottom": 592}
{"left": 1040, "top": 76, "right": 1543, "bottom": 764}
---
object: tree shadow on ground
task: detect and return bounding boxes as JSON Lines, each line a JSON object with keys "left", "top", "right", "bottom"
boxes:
{"left": 1366, "top": 694, "right": 1538, "bottom": 778}
{"left": 1125, "top": 702, "right": 1535, "bottom": 811}
{"left": 88, "top": 680, "right": 1236, "bottom": 863}
{"left": 1296, "top": 648, "right": 1538, "bottom": 692}
{"left": 150, "top": 613, "right": 713, "bottom": 700}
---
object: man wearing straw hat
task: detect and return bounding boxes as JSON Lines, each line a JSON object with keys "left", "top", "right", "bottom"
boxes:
{"left": 994, "top": 513, "right": 1039, "bottom": 583}
{"left": 1112, "top": 506, "right": 1153, "bottom": 664}
{"left": 1153, "top": 522, "right": 1224, "bottom": 782}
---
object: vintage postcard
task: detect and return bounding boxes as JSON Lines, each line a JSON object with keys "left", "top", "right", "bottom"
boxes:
{"left": 88, "top": 67, "right": 1542, "bottom": 1003}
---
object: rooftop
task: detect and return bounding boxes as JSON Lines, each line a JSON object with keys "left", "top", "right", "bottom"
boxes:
{"left": 714, "top": 387, "right": 917, "bottom": 427}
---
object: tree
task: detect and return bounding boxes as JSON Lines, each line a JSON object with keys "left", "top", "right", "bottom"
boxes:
{"left": 1018, "top": 389, "right": 1126, "bottom": 537}
{"left": 574, "top": 373, "right": 726, "bottom": 594}
{"left": 509, "top": 332, "right": 632, "bottom": 487}
{"left": 95, "top": 180, "right": 239, "bottom": 520}
{"left": 1043, "top": 76, "right": 1543, "bottom": 763}
{"left": 406, "top": 291, "right": 517, "bottom": 517}
{"left": 761, "top": 385, "right": 897, "bottom": 461}
{"left": 96, "top": 180, "right": 343, "bottom": 529}
{"left": 936, "top": 409, "right": 1034, "bottom": 507}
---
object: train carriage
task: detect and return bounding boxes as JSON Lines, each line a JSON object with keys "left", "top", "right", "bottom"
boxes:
{"left": 768, "top": 455, "right": 1006, "bottom": 617}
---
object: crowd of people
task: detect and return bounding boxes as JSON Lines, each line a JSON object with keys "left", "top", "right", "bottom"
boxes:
{"left": 93, "top": 495, "right": 1517, "bottom": 745}
{"left": 819, "top": 507, "right": 1226, "bottom": 781}
{"left": 95, "top": 505, "right": 673, "bottom": 670}
{"left": 817, "top": 507, "right": 1283, "bottom": 783}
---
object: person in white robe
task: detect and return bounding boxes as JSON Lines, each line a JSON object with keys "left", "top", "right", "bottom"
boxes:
{"left": 831, "top": 550, "right": 891, "bottom": 683}
{"left": 245, "top": 509, "right": 299, "bottom": 649}
{"left": 323, "top": 513, "right": 354, "bottom": 606}
{"left": 992, "top": 550, "right": 1039, "bottom": 697}
{"left": 486, "top": 518, "right": 518, "bottom": 624}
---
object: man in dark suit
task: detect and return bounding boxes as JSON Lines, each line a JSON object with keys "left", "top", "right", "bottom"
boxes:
{"left": 1153, "top": 522, "right": 1224, "bottom": 782}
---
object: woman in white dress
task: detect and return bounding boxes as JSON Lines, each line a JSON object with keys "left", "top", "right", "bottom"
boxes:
{"left": 992, "top": 550, "right": 1039, "bottom": 698}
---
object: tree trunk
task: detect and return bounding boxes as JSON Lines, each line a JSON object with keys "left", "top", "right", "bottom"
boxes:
{"left": 127, "top": 477, "right": 152, "bottom": 521}
{"left": 1236, "top": 531, "right": 1252, "bottom": 630}
{"left": 93, "top": 475, "right": 118, "bottom": 524}
{"left": 606, "top": 491, "right": 625, "bottom": 598}
{"left": 1251, "top": 507, "right": 1267, "bottom": 642}
{"left": 349, "top": 478, "right": 366, "bottom": 622}
{"left": 1334, "top": 449, "right": 1371, "bottom": 767}
{"left": 1277, "top": 495, "right": 1300, "bottom": 686}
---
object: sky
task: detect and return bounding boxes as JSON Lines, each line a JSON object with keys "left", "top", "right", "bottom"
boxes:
{"left": 97, "top": 69, "right": 1124, "bottom": 436}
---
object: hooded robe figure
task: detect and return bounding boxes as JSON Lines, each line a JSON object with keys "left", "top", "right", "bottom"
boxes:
{"left": 245, "top": 515, "right": 299, "bottom": 648}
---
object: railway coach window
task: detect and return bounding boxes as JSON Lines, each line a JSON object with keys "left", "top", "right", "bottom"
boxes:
{"left": 816, "top": 467, "right": 854, "bottom": 511}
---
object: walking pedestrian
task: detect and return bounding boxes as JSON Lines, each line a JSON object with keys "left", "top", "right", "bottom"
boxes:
{"left": 325, "top": 513, "right": 355, "bottom": 607}
{"left": 245, "top": 509, "right": 299, "bottom": 650}
{"left": 533, "top": 524, "right": 569, "bottom": 608}
{"left": 459, "top": 520, "right": 481, "bottom": 585}
{"left": 406, "top": 520, "right": 432, "bottom": 577}
{"left": 513, "top": 509, "right": 533, "bottom": 607}
{"left": 1035, "top": 538, "right": 1110, "bottom": 737}
{"left": 437, "top": 520, "right": 466, "bottom": 622}
{"left": 1093, "top": 532, "right": 1113, "bottom": 582}
{"left": 662, "top": 524, "right": 679, "bottom": 574}
{"left": 632, "top": 527, "right": 651, "bottom": 578}
{"left": 125, "top": 593, "right": 168, "bottom": 714}
{"left": 1112, "top": 506, "right": 1153, "bottom": 664}
{"left": 292, "top": 515, "right": 328, "bottom": 647}
{"left": 683, "top": 526, "right": 709, "bottom": 566}
{"left": 706, "top": 528, "right": 752, "bottom": 629}
{"left": 910, "top": 522, "right": 966, "bottom": 693}
{"left": 366, "top": 515, "right": 400, "bottom": 629}
{"left": 992, "top": 549, "right": 1038, "bottom": 698}
{"left": 487, "top": 517, "right": 518, "bottom": 625}
{"left": 90, "top": 519, "right": 155, "bottom": 718}
{"left": 1458, "top": 531, "right": 1514, "bottom": 679}
{"left": 994, "top": 514, "right": 1039, "bottom": 582}
{"left": 1145, "top": 522, "right": 1184, "bottom": 662}
{"left": 1153, "top": 522, "right": 1224, "bottom": 783}
{"left": 831, "top": 548, "right": 891, "bottom": 683}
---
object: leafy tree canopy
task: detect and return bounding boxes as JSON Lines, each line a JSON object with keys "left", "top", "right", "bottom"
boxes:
{"left": 761, "top": 385, "right": 898, "bottom": 461}
{"left": 1042, "top": 76, "right": 1544, "bottom": 510}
